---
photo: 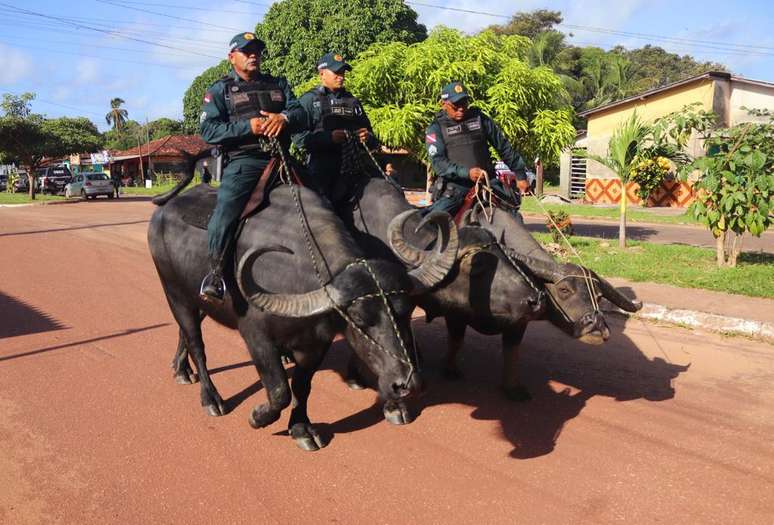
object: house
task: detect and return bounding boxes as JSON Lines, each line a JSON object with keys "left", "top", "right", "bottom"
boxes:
{"left": 559, "top": 71, "right": 774, "bottom": 206}
{"left": 109, "top": 135, "right": 211, "bottom": 184}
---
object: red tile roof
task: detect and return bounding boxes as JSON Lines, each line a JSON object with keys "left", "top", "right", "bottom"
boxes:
{"left": 110, "top": 135, "right": 209, "bottom": 159}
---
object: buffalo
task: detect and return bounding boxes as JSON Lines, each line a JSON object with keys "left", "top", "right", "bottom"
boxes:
{"left": 339, "top": 176, "right": 642, "bottom": 401}
{"left": 147, "top": 179, "right": 458, "bottom": 450}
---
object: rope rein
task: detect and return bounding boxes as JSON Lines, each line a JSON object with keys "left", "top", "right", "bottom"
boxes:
{"left": 268, "top": 137, "right": 416, "bottom": 373}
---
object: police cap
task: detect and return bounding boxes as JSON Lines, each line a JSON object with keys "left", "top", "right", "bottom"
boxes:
{"left": 316, "top": 52, "right": 352, "bottom": 73}
{"left": 229, "top": 32, "right": 265, "bottom": 52}
{"left": 440, "top": 81, "right": 469, "bottom": 104}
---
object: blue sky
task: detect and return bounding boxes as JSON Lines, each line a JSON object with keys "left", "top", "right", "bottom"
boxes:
{"left": 1, "top": 0, "right": 772, "bottom": 131}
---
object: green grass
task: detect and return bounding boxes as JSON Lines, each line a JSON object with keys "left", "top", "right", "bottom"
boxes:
{"left": 534, "top": 233, "right": 774, "bottom": 298}
{"left": 122, "top": 179, "right": 219, "bottom": 196}
{"left": 520, "top": 196, "right": 701, "bottom": 226}
{"left": 0, "top": 192, "right": 67, "bottom": 205}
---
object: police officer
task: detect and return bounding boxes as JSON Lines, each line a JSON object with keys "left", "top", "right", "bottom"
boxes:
{"left": 425, "top": 81, "right": 527, "bottom": 216}
{"left": 199, "top": 32, "right": 304, "bottom": 303}
{"left": 291, "top": 52, "right": 379, "bottom": 204}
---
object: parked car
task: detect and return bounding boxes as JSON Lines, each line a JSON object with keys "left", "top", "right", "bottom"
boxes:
{"left": 495, "top": 160, "right": 536, "bottom": 194}
{"left": 65, "top": 172, "right": 114, "bottom": 199}
{"left": 36, "top": 166, "right": 72, "bottom": 195}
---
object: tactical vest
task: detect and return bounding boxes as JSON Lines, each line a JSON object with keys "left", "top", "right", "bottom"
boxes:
{"left": 436, "top": 109, "right": 493, "bottom": 175}
{"left": 223, "top": 76, "right": 286, "bottom": 121}
{"left": 222, "top": 76, "right": 287, "bottom": 153}
{"left": 313, "top": 88, "right": 366, "bottom": 134}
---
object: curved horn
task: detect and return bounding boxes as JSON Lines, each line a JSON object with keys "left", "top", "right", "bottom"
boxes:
{"left": 388, "top": 210, "right": 459, "bottom": 291}
{"left": 236, "top": 246, "right": 336, "bottom": 318}
{"left": 503, "top": 247, "right": 563, "bottom": 283}
{"left": 592, "top": 271, "right": 643, "bottom": 312}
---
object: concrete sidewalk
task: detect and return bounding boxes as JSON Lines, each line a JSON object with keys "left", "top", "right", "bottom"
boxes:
{"left": 604, "top": 277, "right": 774, "bottom": 343}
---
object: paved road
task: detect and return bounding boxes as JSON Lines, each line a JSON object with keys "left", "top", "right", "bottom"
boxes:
{"left": 522, "top": 214, "right": 774, "bottom": 253}
{"left": 2, "top": 199, "right": 773, "bottom": 524}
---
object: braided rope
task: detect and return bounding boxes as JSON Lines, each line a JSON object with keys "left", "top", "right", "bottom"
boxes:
{"left": 268, "top": 137, "right": 415, "bottom": 368}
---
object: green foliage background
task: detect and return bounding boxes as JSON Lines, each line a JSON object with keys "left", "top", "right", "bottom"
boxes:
{"left": 346, "top": 27, "right": 576, "bottom": 166}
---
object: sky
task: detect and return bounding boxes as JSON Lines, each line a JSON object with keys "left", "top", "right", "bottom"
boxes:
{"left": 1, "top": 0, "right": 772, "bottom": 131}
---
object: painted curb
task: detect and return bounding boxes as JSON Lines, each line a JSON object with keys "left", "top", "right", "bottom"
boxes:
{"left": 602, "top": 301, "right": 774, "bottom": 344}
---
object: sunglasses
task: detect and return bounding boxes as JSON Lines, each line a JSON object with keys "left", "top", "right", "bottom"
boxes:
{"left": 448, "top": 99, "right": 469, "bottom": 110}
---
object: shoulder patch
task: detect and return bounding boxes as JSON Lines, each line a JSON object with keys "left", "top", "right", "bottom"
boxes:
{"left": 426, "top": 132, "right": 436, "bottom": 144}
{"left": 203, "top": 92, "right": 212, "bottom": 104}
{"left": 428, "top": 144, "right": 438, "bottom": 157}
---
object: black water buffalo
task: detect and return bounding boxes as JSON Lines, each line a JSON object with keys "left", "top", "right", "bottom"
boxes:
{"left": 342, "top": 177, "right": 641, "bottom": 400}
{"left": 147, "top": 181, "right": 458, "bottom": 450}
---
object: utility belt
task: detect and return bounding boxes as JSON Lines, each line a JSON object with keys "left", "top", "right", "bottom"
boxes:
{"left": 430, "top": 174, "right": 491, "bottom": 202}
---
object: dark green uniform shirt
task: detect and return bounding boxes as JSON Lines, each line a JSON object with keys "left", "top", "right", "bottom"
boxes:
{"left": 425, "top": 110, "right": 526, "bottom": 185}
{"left": 291, "top": 86, "right": 379, "bottom": 191}
{"left": 199, "top": 69, "right": 306, "bottom": 160}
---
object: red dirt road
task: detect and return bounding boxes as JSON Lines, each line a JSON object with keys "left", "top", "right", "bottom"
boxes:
{"left": 1, "top": 198, "right": 773, "bottom": 524}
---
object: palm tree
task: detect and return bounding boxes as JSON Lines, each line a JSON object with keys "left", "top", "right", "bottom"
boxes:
{"left": 105, "top": 98, "right": 128, "bottom": 131}
{"left": 580, "top": 112, "right": 650, "bottom": 248}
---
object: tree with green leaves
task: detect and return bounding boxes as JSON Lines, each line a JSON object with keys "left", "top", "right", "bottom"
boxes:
{"left": 346, "top": 27, "right": 576, "bottom": 170}
{"left": 2, "top": 92, "right": 35, "bottom": 118}
{"left": 486, "top": 9, "right": 563, "bottom": 39}
{"left": 687, "top": 109, "right": 774, "bottom": 267}
{"left": 579, "top": 112, "right": 650, "bottom": 248}
{"left": 255, "top": 0, "right": 427, "bottom": 86}
{"left": 103, "top": 120, "right": 143, "bottom": 151}
{"left": 182, "top": 60, "right": 230, "bottom": 134}
{"left": 147, "top": 117, "right": 184, "bottom": 140}
{"left": 105, "top": 97, "right": 128, "bottom": 130}
{"left": 1, "top": 95, "right": 104, "bottom": 199}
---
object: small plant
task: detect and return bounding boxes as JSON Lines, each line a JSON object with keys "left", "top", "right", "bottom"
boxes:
{"left": 629, "top": 155, "right": 672, "bottom": 202}
{"left": 546, "top": 209, "right": 573, "bottom": 243}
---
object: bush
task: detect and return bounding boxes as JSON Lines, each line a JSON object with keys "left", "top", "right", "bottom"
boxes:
{"left": 545, "top": 209, "right": 573, "bottom": 243}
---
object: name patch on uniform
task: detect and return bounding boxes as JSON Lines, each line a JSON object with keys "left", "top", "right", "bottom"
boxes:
{"left": 465, "top": 118, "right": 481, "bottom": 131}
{"left": 331, "top": 106, "right": 355, "bottom": 116}
{"left": 446, "top": 124, "right": 462, "bottom": 136}
{"left": 231, "top": 92, "right": 250, "bottom": 104}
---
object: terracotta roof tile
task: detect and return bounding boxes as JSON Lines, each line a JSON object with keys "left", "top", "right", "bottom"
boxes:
{"left": 110, "top": 135, "right": 209, "bottom": 158}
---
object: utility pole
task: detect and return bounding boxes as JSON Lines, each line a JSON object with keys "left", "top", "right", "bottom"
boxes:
{"left": 145, "top": 116, "right": 153, "bottom": 179}
{"left": 136, "top": 131, "right": 144, "bottom": 186}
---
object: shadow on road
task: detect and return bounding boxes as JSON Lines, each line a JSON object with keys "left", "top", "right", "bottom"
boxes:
{"left": 0, "top": 220, "right": 150, "bottom": 238}
{"left": 316, "top": 311, "right": 688, "bottom": 459}
{"left": 0, "top": 291, "right": 67, "bottom": 339}
{"left": 523, "top": 222, "right": 661, "bottom": 242}
{"left": 0, "top": 323, "right": 170, "bottom": 362}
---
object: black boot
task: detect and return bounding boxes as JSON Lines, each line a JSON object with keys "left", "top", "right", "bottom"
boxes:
{"left": 200, "top": 259, "right": 226, "bottom": 304}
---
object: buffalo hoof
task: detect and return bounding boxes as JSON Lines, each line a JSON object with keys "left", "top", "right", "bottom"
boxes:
{"left": 248, "top": 404, "right": 280, "bottom": 429}
{"left": 202, "top": 390, "right": 225, "bottom": 416}
{"left": 503, "top": 385, "right": 532, "bottom": 402}
{"left": 443, "top": 365, "right": 464, "bottom": 381}
{"left": 383, "top": 400, "right": 413, "bottom": 425}
{"left": 174, "top": 369, "right": 197, "bottom": 385}
{"left": 290, "top": 423, "right": 326, "bottom": 451}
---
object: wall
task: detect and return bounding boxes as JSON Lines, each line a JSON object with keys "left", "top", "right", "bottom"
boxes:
{"left": 729, "top": 81, "right": 774, "bottom": 125}
{"left": 585, "top": 79, "right": 716, "bottom": 180}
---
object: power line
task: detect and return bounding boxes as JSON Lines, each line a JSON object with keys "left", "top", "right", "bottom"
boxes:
{"left": 34, "top": 99, "right": 106, "bottom": 118}
{"left": 405, "top": 2, "right": 773, "bottom": 56}
{"left": 94, "top": 0, "right": 243, "bottom": 32}
{"left": 0, "top": 3, "right": 221, "bottom": 59}
{"left": 100, "top": 0, "right": 263, "bottom": 15}
{"left": 0, "top": 39, "right": 193, "bottom": 69}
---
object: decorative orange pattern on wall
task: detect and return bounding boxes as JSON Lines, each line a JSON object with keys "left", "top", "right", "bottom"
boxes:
{"left": 584, "top": 178, "right": 696, "bottom": 207}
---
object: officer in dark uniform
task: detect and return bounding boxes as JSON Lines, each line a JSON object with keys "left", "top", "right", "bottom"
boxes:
{"left": 291, "top": 52, "right": 379, "bottom": 204}
{"left": 425, "top": 81, "right": 527, "bottom": 216}
{"left": 199, "top": 32, "right": 305, "bottom": 303}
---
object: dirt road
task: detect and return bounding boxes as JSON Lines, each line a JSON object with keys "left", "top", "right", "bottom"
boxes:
{"left": 1, "top": 198, "right": 773, "bottom": 524}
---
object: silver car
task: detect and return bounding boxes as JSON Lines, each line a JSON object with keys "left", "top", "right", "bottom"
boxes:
{"left": 65, "top": 173, "right": 114, "bottom": 199}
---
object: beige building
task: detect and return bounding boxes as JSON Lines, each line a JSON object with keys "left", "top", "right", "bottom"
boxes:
{"left": 560, "top": 71, "right": 774, "bottom": 206}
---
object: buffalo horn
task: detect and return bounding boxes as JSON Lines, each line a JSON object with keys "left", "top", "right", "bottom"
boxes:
{"left": 503, "top": 248, "right": 563, "bottom": 283}
{"left": 387, "top": 210, "right": 459, "bottom": 291}
{"left": 236, "top": 246, "right": 336, "bottom": 318}
{"left": 593, "top": 271, "right": 643, "bottom": 312}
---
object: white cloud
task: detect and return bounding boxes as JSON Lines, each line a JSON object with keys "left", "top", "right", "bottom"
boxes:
{"left": 0, "top": 44, "right": 32, "bottom": 84}
{"left": 76, "top": 58, "right": 101, "bottom": 84}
